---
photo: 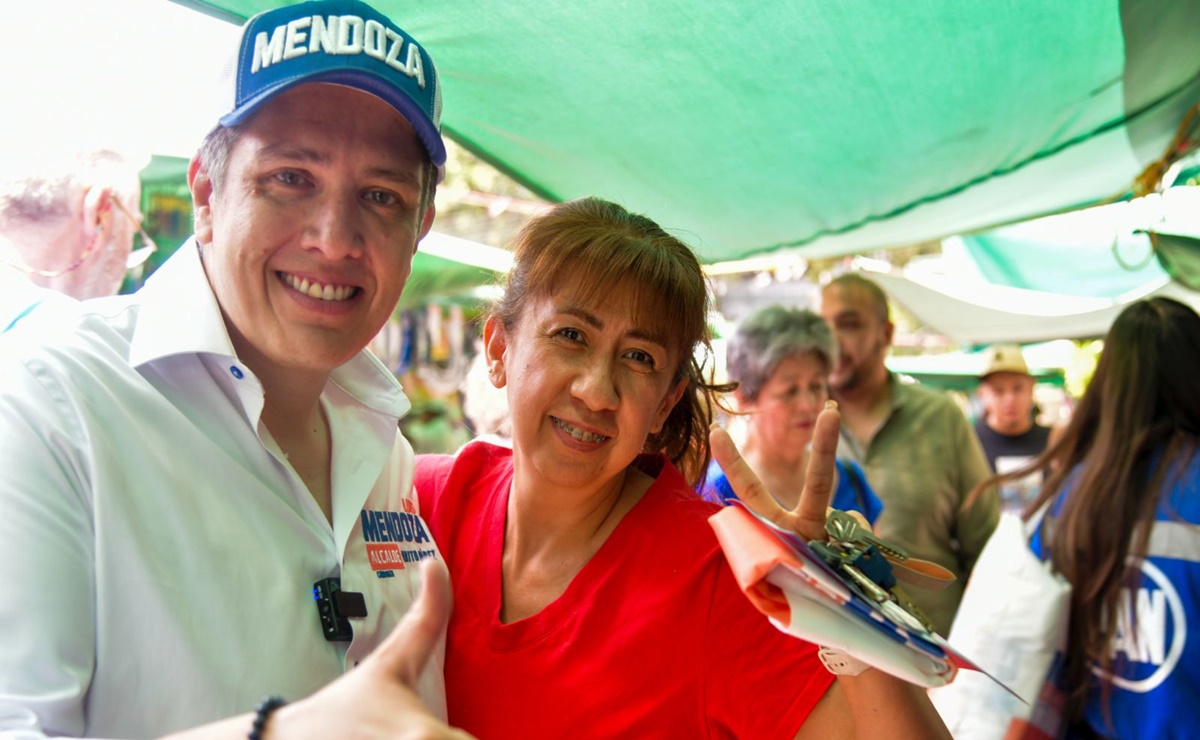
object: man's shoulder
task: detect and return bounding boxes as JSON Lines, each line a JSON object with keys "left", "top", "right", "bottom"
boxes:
{"left": 894, "top": 374, "right": 961, "bottom": 412}
{"left": 973, "top": 415, "right": 1000, "bottom": 439}
{"left": 1030, "top": 423, "right": 1053, "bottom": 444}
{"left": 1, "top": 272, "right": 70, "bottom": 333}
{"left": 1, "top": 293, "right": 140, "bottom": 368}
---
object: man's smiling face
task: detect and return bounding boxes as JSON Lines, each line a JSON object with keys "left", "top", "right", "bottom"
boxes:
{"left": 191, "top": 83, "right": 434, "bottom": 380}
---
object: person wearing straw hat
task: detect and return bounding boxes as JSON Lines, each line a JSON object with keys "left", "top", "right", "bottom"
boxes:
{"left": 974, "top": 343, "right": 1052, "bottom": 513}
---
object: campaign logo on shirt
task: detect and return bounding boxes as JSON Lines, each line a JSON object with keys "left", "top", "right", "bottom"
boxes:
{"left": 359, "top": 508, "right": 438, "bottom": 578}
{"left": 1094, "top": 559, "right": 1186, "bottom": 692}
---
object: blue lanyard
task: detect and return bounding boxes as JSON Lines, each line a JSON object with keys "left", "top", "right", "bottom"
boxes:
{"left": 2, "top": 300, "right": 42, "bottom": 334}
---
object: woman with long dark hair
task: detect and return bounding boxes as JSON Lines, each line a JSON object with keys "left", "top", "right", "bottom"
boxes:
{"left": 979, "top": 296, "right": 1200, "bottom": 738}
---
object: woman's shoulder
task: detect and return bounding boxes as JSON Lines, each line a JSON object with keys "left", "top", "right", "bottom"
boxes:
{"left": 638, "top": 456, "right": 726, "bottom": 538}
{"left": 416, "top": 438, "right": 510, "bottom": 470}
{"left": 1160, "top": 448, "right": 1200, "bottom": 523}
{"left": 414, "top": 440, "right": 513, "bottom": 510}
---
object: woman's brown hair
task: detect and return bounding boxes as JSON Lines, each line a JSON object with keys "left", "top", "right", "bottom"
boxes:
{"left": 491, "top": 196, "right": 731, "bottom": 486}
{"left": 973, "top": 297, "right": 1200, "bottom": 725}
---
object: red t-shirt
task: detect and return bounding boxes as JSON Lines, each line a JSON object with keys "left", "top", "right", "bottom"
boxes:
{"left": 416, "top": 441, "right": 833, "bottom": 739}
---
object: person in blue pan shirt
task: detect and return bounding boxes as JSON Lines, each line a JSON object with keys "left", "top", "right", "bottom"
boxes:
{"left": 993, "top": 297, "right": 1200, "bottom": 739}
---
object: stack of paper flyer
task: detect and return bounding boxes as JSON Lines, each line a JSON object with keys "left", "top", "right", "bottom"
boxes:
{"left": 710, "top": 504, "right": 989, "bottom": 688}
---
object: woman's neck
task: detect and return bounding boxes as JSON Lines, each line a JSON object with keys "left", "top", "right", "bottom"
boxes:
{"left": 499, "top": 463, "right": 653, "bottom": 623}
{"left": 741, "top": 437, "right": 809, "bottom": 510}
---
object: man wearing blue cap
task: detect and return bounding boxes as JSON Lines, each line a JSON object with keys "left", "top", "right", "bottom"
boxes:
{"left": 0, "top": 2, "right": 471, "bottom": 738}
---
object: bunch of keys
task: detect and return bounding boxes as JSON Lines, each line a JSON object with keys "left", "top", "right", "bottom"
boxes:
{"left": 809, "top": 509, "right": 939, "bottom": 635}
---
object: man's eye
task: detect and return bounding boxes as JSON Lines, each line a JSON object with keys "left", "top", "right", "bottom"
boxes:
{"left": 365, "top": 190, "right": 399, "bottom": 206}
{"left": 557, "top": 328, "right": 583, "bottom": 342}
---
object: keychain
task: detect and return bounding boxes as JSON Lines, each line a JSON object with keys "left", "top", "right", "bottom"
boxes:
{"left": 809, "top": 509, "right": 950, "bottom": 634}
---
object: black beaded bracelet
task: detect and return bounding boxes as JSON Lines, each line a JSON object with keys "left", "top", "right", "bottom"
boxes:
{"left": 248, "top": 695, "right": 288, "bottom": 740}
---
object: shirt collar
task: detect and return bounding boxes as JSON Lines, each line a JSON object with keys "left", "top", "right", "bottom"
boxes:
{"left": 128, "top": 237, "right": 233, "bottom": 367}
{"left": 128, "top": 237, "right": 410, "bottom": 419}
{"left": 887, "top": 371, "right": 911, "bottom": 409}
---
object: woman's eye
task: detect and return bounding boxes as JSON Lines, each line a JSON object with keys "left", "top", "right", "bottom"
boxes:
{"left": 275, "top": 171, "right": 305, "bottom": 186}
{"left": 557, "top": 327, "right": 584, "bottom": 342}
{"left": 626, "top": 349, "right": 656, "bottom": 367}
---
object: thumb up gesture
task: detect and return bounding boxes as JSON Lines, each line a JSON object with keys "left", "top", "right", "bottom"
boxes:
{"left": 243, "top": 559, "right": 474, "bottom": 740}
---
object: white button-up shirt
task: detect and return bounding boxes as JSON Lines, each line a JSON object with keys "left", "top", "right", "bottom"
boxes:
{"left": 0, "top": 240, "right": 445, "bottom": 738}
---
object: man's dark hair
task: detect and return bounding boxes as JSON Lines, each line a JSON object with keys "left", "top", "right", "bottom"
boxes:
{"left": 826, "top": 273, "right": 890, "bottom": 323}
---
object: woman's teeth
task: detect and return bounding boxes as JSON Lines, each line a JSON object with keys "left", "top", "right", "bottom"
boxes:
{"left": 553, "top": 417, "right": 608, "bottom": 443}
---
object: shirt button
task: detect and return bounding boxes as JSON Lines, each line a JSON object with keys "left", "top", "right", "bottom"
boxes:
{"left": 230, "top": 366, "right": 244, "bottom": 379}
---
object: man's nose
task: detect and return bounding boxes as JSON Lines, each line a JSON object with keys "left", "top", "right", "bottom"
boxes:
{"left": 304, "top": 192, "right": 365, "bottom": 260}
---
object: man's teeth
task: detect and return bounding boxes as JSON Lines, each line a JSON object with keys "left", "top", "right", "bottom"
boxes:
{"left": 553, "top": 417, "right": 608, "bottom": 443}
{"left": 282, "top": 273, "right": 356, "bottom": 301}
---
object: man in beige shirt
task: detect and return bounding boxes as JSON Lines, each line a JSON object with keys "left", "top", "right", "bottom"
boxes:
{"left": 820, "top": 274, "right": 998, "bottom": 636}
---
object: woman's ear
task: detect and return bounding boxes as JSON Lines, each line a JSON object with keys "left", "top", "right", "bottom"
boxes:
{"left": 650, "top": 377, "right": 689, "bottom": 434}
{"left": 482, "top": 315, "right": 508, "bottom": 388}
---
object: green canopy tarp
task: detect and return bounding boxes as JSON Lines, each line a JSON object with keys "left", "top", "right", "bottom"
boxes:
{"left": 1152, "top": 231, "right": 1200, "bottom": 290}
{"left": 176, "top": 0, "right": 1200, "bottom": 264}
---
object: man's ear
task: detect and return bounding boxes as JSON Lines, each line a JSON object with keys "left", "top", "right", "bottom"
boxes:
{"left": 482, "top": 315, "right": 508, "bottom": 388}
{"left": 418, "top": 202, "right": 436, "bottom": 241}
{"left": 883, "top": 319, "right": 895, "bottom": 347}
{"left": 189, "top": 156, "right": 215, "bottom": 247}
{"left": 81, "top": 185, "right": 113, "bottom": 239}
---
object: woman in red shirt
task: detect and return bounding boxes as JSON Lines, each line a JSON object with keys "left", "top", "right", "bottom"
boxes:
{"left": 416, "top": 196, "right": 949, "bottom": 738}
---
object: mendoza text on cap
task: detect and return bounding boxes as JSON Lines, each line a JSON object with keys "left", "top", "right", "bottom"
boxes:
{"left": 219, "top": 0, "right": 445, "bottom": 170}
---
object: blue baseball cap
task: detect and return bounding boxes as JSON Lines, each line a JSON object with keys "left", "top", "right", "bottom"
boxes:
{"left": 219, "top": 0, "right": 445, "bottom": 176}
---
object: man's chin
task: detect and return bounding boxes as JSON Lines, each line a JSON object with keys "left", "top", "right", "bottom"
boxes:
{"left": 829, "top": 372, "right": 854, "bottom": 393}
{"left": 995, "top": 418, "right": 1029, "bottom": 434}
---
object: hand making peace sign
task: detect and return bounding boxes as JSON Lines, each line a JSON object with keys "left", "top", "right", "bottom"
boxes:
{"left": 709, "top": 400, "right": 842, "bottom": 543}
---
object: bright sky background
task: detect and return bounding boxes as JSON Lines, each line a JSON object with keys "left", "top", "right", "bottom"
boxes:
{"left": 0, "top": 0, "right": 240, "bottom": 170}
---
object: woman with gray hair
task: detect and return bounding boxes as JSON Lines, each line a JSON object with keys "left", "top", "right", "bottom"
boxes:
{"left": 702, "top": 304, "right": 883, "bottom": 523}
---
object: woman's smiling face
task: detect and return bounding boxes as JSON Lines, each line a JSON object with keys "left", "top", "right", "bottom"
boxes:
{"left": 743, "top": 351, "right": 830, "bottom": 453}
{"left": 486, "top": 279, "right": 686, "bottom": 495}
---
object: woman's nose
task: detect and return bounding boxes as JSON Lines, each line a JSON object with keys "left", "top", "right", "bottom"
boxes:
{"left": 798, "top": 388, "right": 826, "bottom": 413}
{"left": 572, "top": 357, "right": 619, "bottom": 411}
